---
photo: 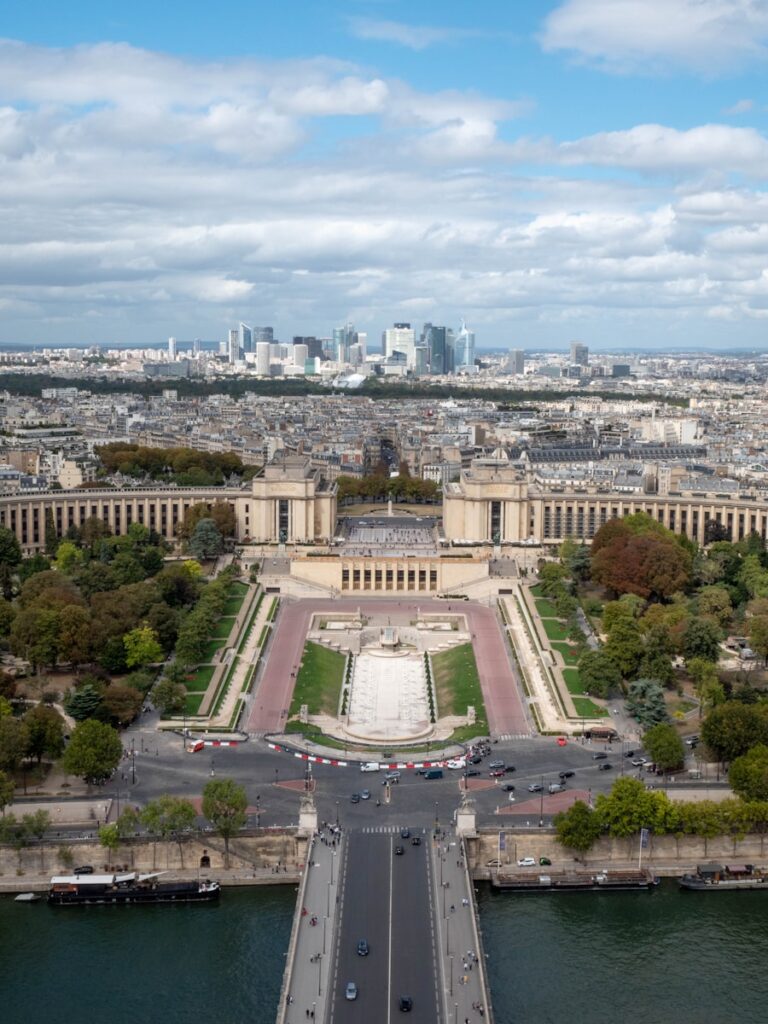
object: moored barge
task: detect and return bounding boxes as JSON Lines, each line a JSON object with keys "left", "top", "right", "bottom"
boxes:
{"left": 680, "top": 863, "right": 768, "bottom": 891}
{"left": 492, "top": 868, "right": 658, "bottom": 892}
{"left": 48, "top": 871, "right": 220, "bottom": 906}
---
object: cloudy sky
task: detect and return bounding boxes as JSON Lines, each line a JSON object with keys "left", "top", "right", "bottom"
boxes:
{"left": 2, "top": 0, "right": 768, "bottom": 350}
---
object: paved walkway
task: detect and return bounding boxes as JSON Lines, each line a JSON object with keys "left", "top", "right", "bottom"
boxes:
{"left": 431, "top": 832, "right": 492, "bottom": 1024}
{"left": 208, "top": 594, "right": 273, "bottom": 729}
{"left": 278, "top": 828, "right": 344, "bottom": 1024}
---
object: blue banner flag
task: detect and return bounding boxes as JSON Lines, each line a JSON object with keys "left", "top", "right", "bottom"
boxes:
{"left": 640, "top": 828, "right": 650, "bottom": 849}
{"left": 499, "top": 832, "right": 506, "bottom": 851}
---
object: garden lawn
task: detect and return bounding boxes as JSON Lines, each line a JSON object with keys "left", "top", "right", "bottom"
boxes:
{"left": 562, "top": 668, "right": 585, "bottom": 694}
{"left": 552, "top": 643, "right": 580, "bottom": 666}
{"left": 211, "top": 616, "right": 236, "bottom": 640}
{"left": 571, "top": 697, "right": 609, "bottom": 718}
{"left": 530, "top": 584, "right": 545, "bottom": 598}
{"left": 535, "top": 598, "right": 560, "bottom": 619}
{"left": 184, "top": 691, "right": 205, "bottom": 715}
{"left": 222, "top": 594, "right": 246, "bottom": 616}
{"left": 200, "top": 639, "right": 223, "bottom": 663}
{"left": 431, "top": 643, "right": 488, "bottom": 731}
{"left": 185, "top": 664, "right": 215, "bottom": 691}
{"left": 289, "top": 641, "right": 346, "bottom": 716}
{"left": 541, "top": 618, "right": 570, "bottom": 642}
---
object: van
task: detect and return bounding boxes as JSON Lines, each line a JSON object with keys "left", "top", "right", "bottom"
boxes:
{"left": 424, "top": 768, "right": 443, "bottom": 780}
{"left": 360, "top": 762, "right": 380, "bottom": 773}
{"left": 548, "top": 783, "right": 565, "bottom": 794}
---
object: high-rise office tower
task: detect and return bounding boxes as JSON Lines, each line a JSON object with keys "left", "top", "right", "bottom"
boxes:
{"left": 455, "top": 319, "right": 475, "bottom": 369}
{"left": 414, "top": 346, "right": 429, "bottom": 375}
{"left": 570, "top": 341, "right": 589, "bottom": 366}
{"left": 293, "top": 343, "right": 308, "bottom": 367}
{"left": 168, "top": 336, "right": 177, "bottom": 361}
{"left": 355, "top": 331, "right": 367, "bottom": 361}
{"left": 383, "top": 323, "right": 415, "bottom": 366}
{"left": 510, "top": 348, "right": 525, "bottom": 374}
{"left": 293, "top": 336, "right": 324, "bottom": 360}
{"left": 238, "top": 323, "right": 253, "bottom": 355}
{"left": 255, "top": 342, "right": 271, "bottom": 375}
{"left": 192, "top": 338, "right": 201, "bottom": 356}
{"left": 425, "top": 325, "right": 447, "bottom": 374}
{"left": 228, "top": 328, "right": 239, "bottom": 364}
{"left": 253, "top": 326, "right": 274, "bottom": 344}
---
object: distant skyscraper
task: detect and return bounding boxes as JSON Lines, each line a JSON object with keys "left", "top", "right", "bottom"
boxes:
{"left": 192, "top": 338, "right": 201, "bottom": 356}
{"left": 255, "top": 342, "right": 271, "bottom": 375}
{"left": 383, "top": 323, "right": 415, "bottom": 366}
{"left": 424, "top": 325, "right": 446, "bottom": 374}
{"left": 510, "top": 348, "right": 525, "bottom": 375}
{"left": 227, "top": 328, "right": 239, "bottom": 364}
{"left": 294, "top": 336, "right": 323, "bottom": 360}
{"left": 253, "top": 326, "right": 274, "bottom": 344}
{"left": 570, "top": 341, "right": 589, "bottom": 366}
{"left": 168, "top": 336, "right": 177, "bottom": 361}
{"left": 414, "top": 346, "right": 429, "bottom": 375}
{"left": 455, "top": 319, "right": 475, "bottom": 369}
{"left": 238, "top": 323, "right": 252, "bottom": 355}
{"left": 293, "top": 343, "right": 308, "bottom": 368}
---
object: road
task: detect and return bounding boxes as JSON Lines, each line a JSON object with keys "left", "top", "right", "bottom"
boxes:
{"left": 329, "top": 830, "right": 439, "bottom": 1024}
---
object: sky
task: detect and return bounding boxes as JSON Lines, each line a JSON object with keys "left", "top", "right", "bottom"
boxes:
{"left": 2, "top": 0, "right": 768, "bottom": 351}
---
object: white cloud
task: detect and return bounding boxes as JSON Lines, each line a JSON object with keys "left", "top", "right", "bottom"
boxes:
{"left": 541, "top": 0, "right": 768, "bottom": 73}
{"left": 348, "top": 18, "right": 474, "bottom": 50}
{"left": 724, "top": 98, "right": 755, "bottom": 114}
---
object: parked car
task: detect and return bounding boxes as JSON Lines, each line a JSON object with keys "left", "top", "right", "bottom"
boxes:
{"left": 73, "top": 865, "right": 94, "bottom": 875}
{"left": 486, "top": 859, "right": 502, "bottom": 867}
{"left": 517, "top": 857, "right": 536, "bottom": 867}
{"left": 539, "top": 857, "right": 552, "bottom": 866}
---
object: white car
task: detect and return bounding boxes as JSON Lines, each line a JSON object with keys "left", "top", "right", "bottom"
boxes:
{"left": 517, "top": 857, "right": 536, "bottom": 867}
{"left": 446, "top": 759, "right": 466, "bottom": 770}
{"left": 360, "top": 762, "right": 380, "bottom": 773}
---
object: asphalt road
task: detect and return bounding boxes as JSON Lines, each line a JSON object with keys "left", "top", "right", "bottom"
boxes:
{"left": 329, "top": 830, "right": 438, "bottom": 1024}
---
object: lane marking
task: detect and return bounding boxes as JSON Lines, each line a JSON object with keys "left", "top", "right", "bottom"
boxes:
{"left": 388, "top": 834, "right": 393, "bottom": 1024}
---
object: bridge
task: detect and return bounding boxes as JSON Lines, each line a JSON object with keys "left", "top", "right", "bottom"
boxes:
{"left": 277, "top": 800, "right": 492, "bottom": 1024}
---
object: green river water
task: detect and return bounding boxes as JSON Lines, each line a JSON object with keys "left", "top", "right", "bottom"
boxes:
{"left": 1, "top": 882, "right": 766, "bottom": 1024}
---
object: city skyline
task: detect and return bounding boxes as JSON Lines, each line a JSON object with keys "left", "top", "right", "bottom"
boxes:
{"left": 2, "top": 1, "right": 768, "bottom": 349}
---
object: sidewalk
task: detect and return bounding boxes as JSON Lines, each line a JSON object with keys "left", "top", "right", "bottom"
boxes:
{"left": 278, "top": 827, "right": 344, "bottom": 1024}
{"left": 431, "top": 832, "right": 492, "bottom": 1024}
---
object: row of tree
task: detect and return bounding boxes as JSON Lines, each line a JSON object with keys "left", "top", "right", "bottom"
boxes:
{"left": 95, "top": 444, "right": 247, "bottom": 487}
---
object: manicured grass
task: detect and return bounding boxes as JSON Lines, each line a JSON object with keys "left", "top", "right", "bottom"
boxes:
{"left": 541, "top": 618, "right": 570, "bottom": 642}
{"left": 431, "top": 643, "right": 488, "bottom": 731}
{"left": 535, "top": 598, "right": 560, "bottom": 619}
{"left": 222, "top": 595, "right": 246, "bottom": 616}
{"left": 229, "top": 580, "right": 248, "bottom": 594}
{"left": 562, "top": 668, "right": 585, "bottom": 694}
{"left": 211, "top": 616, "right": 236, "bottom": 640}
{"left": 552, "top": 642, "right": 580, "bottom": 666}
{"left": 185, "top": 664, "right": 215, "bottom": 691}
{"left": 571, "top": 697, "right": 609, "bottom": 718}
{"left": 289, "top": 641, "right": 346, "bottom": 716}
{"left": 200, "top": 639, "right": 223, "bottom": 663}
{"left": 184, "top": 691, "right": 205, "bottom": 715}
{"left": 530, "top": 584, "right": 545, "bottom": 597}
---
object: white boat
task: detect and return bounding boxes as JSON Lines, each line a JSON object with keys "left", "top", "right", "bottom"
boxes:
{"left": 14, "top": 892, "right": 41, "bottom": 902}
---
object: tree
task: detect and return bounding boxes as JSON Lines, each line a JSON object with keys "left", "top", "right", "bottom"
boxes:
{"left": 682, "top": 618, "right": 721, "bottom": 665}
{"left": 594, "top": 777, "right": 661, "bottom": 838}
{"left": 123, "top": 625, "right": 163, "bottom": 669}
{"left": 64, "top": 681, "right": 104, "bottom": 722}
{"left": 697, "top": 586, "right": 733, "bottom": 629}
{"left": 553, "top": 800, "right": 603, "bottom": 853}
{"left": 58, "top": 604, "right": 92, "bottom": 668}
{"left": 576, "top": 650, "right": 622, "bottom": 698}
{"left": 638, "top": 650, "right": 675, "bottom": 689}
{"left": 44, "top": 509, "right": 59, "bottom": 556}
{"left": 54, "top": 540, "right": 84, "bottom": 574}
{"left": 748, "top": 615, "right": 768, "bottom": 663}
{"left": 643, "top": 723, "right": 685, "bottom": 772}
{"left": 23, "top": 704, "right": 65, "bottom": 763}
{"left": 0, "top": 525, "right": 22, "bottom": 568}
{"left": 591, "top": 524, "right": 690, "bottom": 600}
{"left": 188, "top": 519, "right": 224, "bottom": 561}
{"left": 0, "top": 717, "right": 29, "bottom": 773}
{"left": 61, "top": 719, "right": 122, "bottom": 784}
{"left": 99, "top": 822, "right": 121, "bottom": 859}
{"left": 0, "top": 768, "right": 14, "bottom": 815}
{"left": 152, "top": 676, "right": 187, "bottom": 716}
{"left": 729, "top": 745, "right": 768, "bottom": 802}
{"left": 701, "top": 703, "right": 768, "bottom": 764}
{"left": 141, "top": 794, "right": 197, "bottom": 868}
{"left": 604, "top": 617, "right": 644, "bottom": 679}
{"left": 102, "top": 683, "right": 143, "bottom": 726}
{"left": 202, "top": 777, "right": 247, "bottom": 867}
{"left": 626, "top": 678, "right": 668, "bottom": 728}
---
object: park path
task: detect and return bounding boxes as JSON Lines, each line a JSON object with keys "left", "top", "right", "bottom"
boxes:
{"left": 246, "top": 599, "right": 531, "bottom": 739}
{"left": 208, "top": 595, "right": 273, "bottom": 729}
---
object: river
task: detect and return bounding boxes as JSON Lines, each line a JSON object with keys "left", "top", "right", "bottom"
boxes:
{"left": 2, "top": 882, "right": 767, "bottom": 1024}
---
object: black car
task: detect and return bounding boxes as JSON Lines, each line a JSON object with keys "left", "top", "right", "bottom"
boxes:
{"left": 559, "top": 771, "right": 575, "bottom": 780}
{"left": 504, "top": 766, "right": 516, "bottom": 774}
{"left": 400, "top": 827, "right": 411, "bottom": 839}
{"left": 350, "top": 793, "right": 360, "bottom": 803}
{"left": 394, "top": 845, "right": 405, "bottom": 856}
{"left": 593, "top": 752, "right": 608, "bottom": 760}
{"left": 502, "top": 783, "right": 515, "bottom": 792}
{"left": 411, "top": 836, "right": 422, "bottom": 846}
{"left": 624, "top": 750, "right": 635, "bottom": 758}
{"left": 357, "top": 939, "right": 369, "bottom": 957}
{"left": 470, "top": 755, "right": 482, "bottom": 764}
{"left": 465, "top": 769, "right": 481, "bottom": 778}
{"left": 73, "top": 865, "right": 94, "bottom": 875}
{"left": 598, "top": 762, "right": 613, "bottom": 771}
{"left": 399, "top": 996, "right": 413, "bottom": 1012}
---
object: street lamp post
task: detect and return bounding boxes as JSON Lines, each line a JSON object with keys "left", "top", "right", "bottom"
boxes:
{"left": 434, "top": 801, "right": 439, "bottom": 834}
{"left": 449, "top": 954, "right": 454, "bottom": 996}
{"left": 274, "top": 767, "right": 279, "bottom": 786}
{"left": 210, "top": 757, "right": 215, "bottom": 777}
{"left": 130, "top": 744, "right": 136, "bottom": 786}
{"left": 538, "top": 774, "right": 544, "bottom": 827}
{"left": 335, "top": 801, "right": 339, "bottom": 826}
{"left": 317, "top": 955, "right": 322, "bottom": 996}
